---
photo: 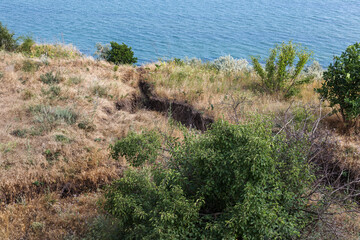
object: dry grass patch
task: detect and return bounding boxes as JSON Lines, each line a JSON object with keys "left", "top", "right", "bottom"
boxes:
{"left": 143, "top": 61, "right": 322, "bottom": 123}
{"left": 0, "top": 49, "right": 175, "bottom": 238}
{"left": 0, "top": 192, "right": 101, "bottom": 240}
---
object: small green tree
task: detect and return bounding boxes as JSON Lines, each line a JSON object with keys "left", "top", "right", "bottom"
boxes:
{"left": 106, "top": 42, "right": 138, "bottom": 65}
{"left": 316, "top": 43, "right": 360, "bottom": 126}
{"left": 0, "top": 22, "right": 17, "bottom": 51}
{"left": 251, "top": 41, "right": 313, "bottom": 98}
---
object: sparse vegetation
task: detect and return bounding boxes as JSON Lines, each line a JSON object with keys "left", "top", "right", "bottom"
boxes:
{"left": 40, "top": 71, "right": 62, "bottom": 85}
{"left": 30, "top": 43, "right": 81, "bottom": 59}
{"left": 90, "top": 84, "right": 108, "bottom": 98}
{"left": 21, "top": 89, "right": 34, "bottom": 100}
{"left": 30, "top": 105, "right": 78, "bottom": 130}
{"left": 77, "top": 120, "right": 96, "bottom": 132}
{"left": 43, "top": 149, "right": 61, "bottom": 164}
{"left": 41, "top": 85, "right": 61, "bottom": 99}
{"left": 10, "top": 129, "right": 28, "bottom": 138}
{"left": 0, "top": 141, "right": 17, "bottom": 153}
{"left": 68, "top": 76, "right": 83, "bottom": 85}
{"left": 22, "top": 60, "right": 40, "bottom": 73}
{"left": 0, "top": 22, "right": 80, "bottom": 59}
{"left": 54, "top": 134, "right": 71, "bottom": 143}
{"left": 172, "top": 57, "right": 185, "bottom": 66}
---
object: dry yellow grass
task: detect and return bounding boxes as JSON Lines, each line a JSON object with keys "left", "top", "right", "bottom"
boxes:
{"left": 0, "top": 192, "right": 101, "bottom": 239}
{"left": 144, "top": 61, "right": 324, "bottom": 123}
{"left": 0, "top": 49, "right": 173, "bottom": 238}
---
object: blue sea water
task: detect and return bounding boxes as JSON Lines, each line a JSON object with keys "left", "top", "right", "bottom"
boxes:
{"left": 0, "top": 0, "right": 359, "bottom": 65}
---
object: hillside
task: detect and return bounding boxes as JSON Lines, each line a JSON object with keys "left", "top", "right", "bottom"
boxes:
{"left": 0, "top": 48, "right": 169, "bottom": 238}
{"left": 0, "top": 46, "right": 359, "bottom": 239}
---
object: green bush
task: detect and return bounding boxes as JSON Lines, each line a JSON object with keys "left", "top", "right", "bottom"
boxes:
{"left": 316, "top": 43, "right": 360, "bottom": 125}
{"left": 104, "top": 168, "right": 202, "bottom": 239}
{"left": 251, "top": 41, "right": 313, "bottom": 98}
{"left": 110, "top": 130, "right": 161, "bottom": 167}
{"left": 106, "top": 42, "right": 138, "bottom": 65}
{"left": 0, "top": 22, "right": 17, "bottom": 51}
{"left": 17, "top": 35, "right": 35, "bottom": 54}
{"left": 105, "top": 120, "right": 314, "bottom": 239}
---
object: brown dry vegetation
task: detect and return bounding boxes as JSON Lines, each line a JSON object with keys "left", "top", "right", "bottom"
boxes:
{"left": 0, "top": 49, "right": 170, "bottom": 239}
{"left": 0, "top": 192, "right": 101, "bottom": 239}
{"left": 144, "top": 61, "right": 324, "bottom": 120}
{"left": 0, "top": 49, "right": 359, "bottom": 239}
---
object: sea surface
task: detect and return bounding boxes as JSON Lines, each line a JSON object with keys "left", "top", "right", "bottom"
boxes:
{"left": 0, "top": 0, "right": 359, "bottom": 65}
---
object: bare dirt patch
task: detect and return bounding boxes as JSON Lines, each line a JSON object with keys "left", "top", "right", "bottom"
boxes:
{"left": 116, "top": 70, "right": 214, "bottom": 132}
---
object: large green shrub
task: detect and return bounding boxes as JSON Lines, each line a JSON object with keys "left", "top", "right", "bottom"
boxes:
{"left": 105, "top": 42, "right": 138, "bottom": 65}
{"left": 0, "top": 22, "right": 17, "bottom": 51}
{"left": 104, "top": 168, "right": 202, "bottom": 239}
{"left": 251, "top": 41, "right": 313, "bottom": 98}
{"left": 316, "top": 43, "right": 360, "bottom": 125}
{"left": 105, "top": 120, "right": 314, "bottom": 239}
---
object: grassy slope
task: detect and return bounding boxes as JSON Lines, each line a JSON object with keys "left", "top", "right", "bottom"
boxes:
{"left": 0, "top": 48, "right": 359, "bottom": 239}
{"left": 0, "top": 49, "right": 168, "bottom": 239}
